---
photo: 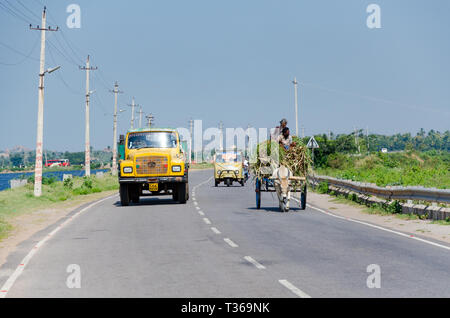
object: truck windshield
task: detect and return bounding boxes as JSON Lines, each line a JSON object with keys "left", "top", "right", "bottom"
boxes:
{"left": 215, "top": 152, "right": 242, "bottom": 163}
{"left": 128, "top": 132, "right": 178, "bottom": 149}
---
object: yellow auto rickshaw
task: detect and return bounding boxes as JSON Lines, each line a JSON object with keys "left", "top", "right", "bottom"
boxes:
{"left": 214, "top": 149, "right": 244, "bottom": 187}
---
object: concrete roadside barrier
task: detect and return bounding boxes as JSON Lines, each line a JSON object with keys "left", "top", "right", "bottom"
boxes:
{"left": 9, "top": 179, "right": 27, "bottom": 189}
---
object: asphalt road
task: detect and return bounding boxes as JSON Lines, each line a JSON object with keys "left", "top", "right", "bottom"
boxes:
{"left": 1, "top": 169, "right": 450, "bottom": 297}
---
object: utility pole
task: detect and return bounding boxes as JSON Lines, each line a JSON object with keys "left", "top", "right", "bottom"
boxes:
{"left": 137, "top": 106, "right": 144, "bottom": 128}
{"left": 189, "top": 119, "right": 193, "bottom": 164}
{"left": 219, "top": 121, "right": 224, "bottom": 151}
{"left": 366, "top": 126, "right": 369, "bottom": 154}
{"left": 146, "top": 113, "right": 154, "bottom": 128}
{"left": 128, "top": 97, "right": 139, "bottom": 129}
{"left": 246, "top": 124, "right": 250, "bottom": 157}
{"left": 109, "top": 82, "right": 123, "bottom": 176}
{"left": 301, "top": 126, "right": 305, "bottom": 139}
{"left": 354, "top": 126, "right": 361, "bottom": 154}
{"left": 31, "top": 7, "right": 59, "bottom": 197}
{"left": 79, "top": 55, "right": 97, "bottom": 177}
{"left": 292, "top": 77, "right": 299, "bottom": 137}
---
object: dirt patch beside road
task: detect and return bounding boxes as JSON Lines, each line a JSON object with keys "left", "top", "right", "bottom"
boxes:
{"left": 307, "top": 191, "right": 450, "bottom": 245}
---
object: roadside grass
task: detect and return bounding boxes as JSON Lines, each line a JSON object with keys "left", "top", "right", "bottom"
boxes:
{"left": 317, "top": 189, "right": 444, "bottom": 224}
{"left": 431, "top": 219, "right": 450, "bottom": 226}
{"left": 190, "top": 162, "right": 214, "bottom": 169}
{"left": 0, "top": 173, "right": 118, "bottom": 240}
{"left": 316, "top": 151, "right": 450, "bottom": 189}
{"left": 0, "top": 217, "right": 12, "bottom": 241}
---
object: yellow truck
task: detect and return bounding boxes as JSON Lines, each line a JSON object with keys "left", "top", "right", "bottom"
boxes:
{"left": 118, "top": 128, "right": 189, "bottom": 205}
{"left": 214, "top": 149, "right": 245, "bottom": 187}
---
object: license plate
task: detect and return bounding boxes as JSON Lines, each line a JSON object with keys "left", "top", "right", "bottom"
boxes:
{"left": 149, "top": 183, "right": 158, "bottom": 191}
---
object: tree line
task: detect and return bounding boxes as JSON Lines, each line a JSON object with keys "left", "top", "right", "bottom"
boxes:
{"left": 300, "top": 129, "right": 450, "bottom": 167}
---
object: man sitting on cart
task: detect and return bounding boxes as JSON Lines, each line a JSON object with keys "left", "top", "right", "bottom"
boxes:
{"left": 277, "top": 127, "right": 295, "bottom": 150}
{"left": 271, "top": 118, "right": 288, "bottom": 141}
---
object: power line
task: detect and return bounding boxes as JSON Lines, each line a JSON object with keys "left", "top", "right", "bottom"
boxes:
{"left": 52, "top": 31, "right": 83, "bottom": 65}
{"left": 4, "top": 0, "right": 39, "bottom": 24}
{"left": 92, "top": 71, "right": 111, "bottom": 91}
{"left": 59, "top": 30, "right": 85, "bottom": 64}
{"left": 0, "top": 1, "right": 30, "bottom": 24}
{"left": 0, "top": 37, "right": 40, "bottom": 65}
{"left": 47, "top": 45, "right": 83, "bottom": 95}
{"left": 16, "top": 0, "right": 42, "bottom": 21}
{"left": 301, "top": 81, "right": 449, "bottom": 116}
{"left": 46, "top": 39, "right": 79, "bottom": 66}
{"left": 97, "top": 68, "right": 113, "bottom": 90}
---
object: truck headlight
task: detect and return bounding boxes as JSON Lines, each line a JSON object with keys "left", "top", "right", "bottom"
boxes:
{"left": 123, "top": 167, "right": 133, "bottom": 173}
{"left": 172, "top": 165, "right": 181, "bottom": 172}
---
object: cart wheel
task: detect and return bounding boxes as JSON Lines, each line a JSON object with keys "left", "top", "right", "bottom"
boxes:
{"left": 256, "top": 179, "right": 261, "bottom": 209}
{"left": 300, "top": 185, "right": 307, "bottom": 210}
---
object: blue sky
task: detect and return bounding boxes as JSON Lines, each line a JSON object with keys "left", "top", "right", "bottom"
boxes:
{"left": 0, "top": 0, "right": 449, "bottom": 151}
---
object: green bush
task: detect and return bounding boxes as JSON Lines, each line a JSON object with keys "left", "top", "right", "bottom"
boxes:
{"left": 317, "top": 181, "right": 329, "bottom": 194}
{"left": 42, "top": 176, "right": 57, "bottom": 185}
{"left": 82, "top": 177, "right": 93, "bottom": 189}
{"left": 63, "top": 178, "right": 73, "bottom": 189}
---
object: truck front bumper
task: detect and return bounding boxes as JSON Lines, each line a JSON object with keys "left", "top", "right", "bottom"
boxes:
{"left": 119, "top": 175, "right": 187, "bottom": 184}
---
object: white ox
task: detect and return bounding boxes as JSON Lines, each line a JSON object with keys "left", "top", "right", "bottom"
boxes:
{"left": 271, "top": 165, "right": 293, "bottom": 212}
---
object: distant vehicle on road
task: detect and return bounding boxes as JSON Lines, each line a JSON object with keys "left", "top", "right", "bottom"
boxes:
{"left": 45, "top": 159, "right": 70, "bottom": 167}
{"left": 214, "top": 149, "right": 245, "bottom": 187}
{"left": 381, "top": 148, "right": 388, "bottom": 153}
{"left": 118, "top": 128, "right": 189, "bottom": 206}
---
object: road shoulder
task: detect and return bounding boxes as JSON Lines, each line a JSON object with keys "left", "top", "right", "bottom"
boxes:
{"left": 307, "top": 191, "right": 450, "bottom": 245}
{"left": 0, "top": 190, "right": 117, "bottom": 268}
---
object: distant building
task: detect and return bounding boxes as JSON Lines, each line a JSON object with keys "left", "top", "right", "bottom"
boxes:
{"left": 381, "top": 148, "right": 388, "bottom": 153}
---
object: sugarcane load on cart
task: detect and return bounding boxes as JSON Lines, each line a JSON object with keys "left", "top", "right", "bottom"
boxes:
{"left": 251, "top": 125, "right": 310, "bottom": 212}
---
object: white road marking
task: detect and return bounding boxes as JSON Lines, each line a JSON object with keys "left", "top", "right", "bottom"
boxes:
{"left": 244, "top": 256, "right": 266, "bottom": 269}
{"left": 304, "top": 202, "right": 450, "bottom": 251}
{"left": 278, "top": 279, "right": 311, "bottom": 298}
{"left": 198, "top": 211, "right": 205, "bottom": 216}
{"left": 192, "top": 176, "right": 213, "bottom": 190}
{"left": 0, "top": 194, "right": 117, "bottom": 298}
{"left": 211, "top": 227, "right": 221, "bottom": 234}
{"left": 195, "top": 206, "right": 200, "bottom": 210}
{"left": 194, "top": 201, "right": 198, "bottom": 206}
{"left": 203, "top": 218, "right": 211, "bottom": 225}
{"left": 224, "top": 238, "right": 238, "bottom": 248}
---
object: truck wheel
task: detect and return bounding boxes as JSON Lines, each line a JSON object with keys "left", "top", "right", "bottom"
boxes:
{"left": 215, "top": 179, "right": 219, "bottom": 187}
{"left": 119, "top": 184, "right": 130, "bottom": 206}
{"left": 130, "top": 185, "right": 140, "bottom": 203}
{"left": 300, "top": 185, "right": 307, "bottom": 210}
{"left": 256, "top": 179, "right": 261, "bottom": 209}
{"left": 131, "top": 194, "right": 140, "bottom": 204}
{"left": 172, "top": 188, "right": 178, "bottom": 201}
{"left": 226, "top": 179, "right": 231, "bottom": 187}
{"left": 177, "top": 182, "right": 187, "bottom": 204}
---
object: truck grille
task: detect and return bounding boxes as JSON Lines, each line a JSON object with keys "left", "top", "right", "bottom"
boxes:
{"left": 135, "top": 156, "right": 168, "bottom": 175}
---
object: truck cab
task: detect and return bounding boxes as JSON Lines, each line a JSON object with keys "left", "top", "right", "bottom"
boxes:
{"left": 118, "top": 128, "right": 189, "bottom": 205}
